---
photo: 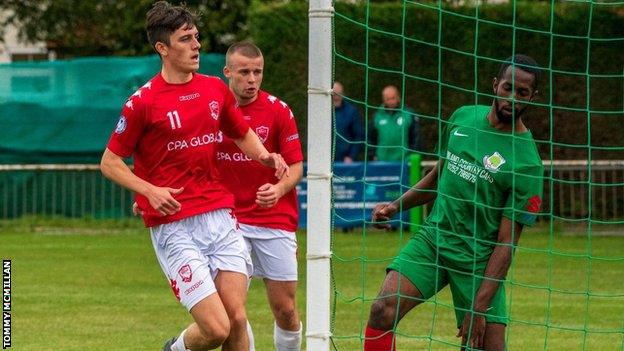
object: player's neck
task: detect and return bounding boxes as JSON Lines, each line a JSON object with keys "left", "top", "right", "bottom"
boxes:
{"left": 236, "top": 94, "right": 259, "bottom": 106}
{"left": 487, "top": 106, "right": 528, "bottom": 133}
{"left": 160, "top": 65, "right": 194, "bottom": 84}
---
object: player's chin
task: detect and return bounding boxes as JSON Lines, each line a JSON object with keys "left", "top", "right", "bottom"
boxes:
{"left": 514, "top": 107, "right": 527, "bottom": 118}
{"left": 187, "top": 59, "right": 199, "bottom": 69}
{"left": 497, "top": 108, "right": 512, "bottom": 120}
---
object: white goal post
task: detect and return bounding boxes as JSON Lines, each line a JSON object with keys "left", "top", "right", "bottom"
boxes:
{"left": 306, "top": 0, "right": 334, "bottom": 350}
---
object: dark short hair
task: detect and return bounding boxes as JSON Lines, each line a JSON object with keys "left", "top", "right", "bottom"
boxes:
{"left": 497, "top": 54, "right": 540, "bottom": 90}
{"left": 146, "top": 1, "right": 197, "bottom": 50}
{"left": 225, "top": 41, "right": 263, "bottom": 66}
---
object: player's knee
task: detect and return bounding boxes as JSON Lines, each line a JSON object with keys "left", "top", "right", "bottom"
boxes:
{"left": 207, "top": 324, "right": 230, "bottom": 347}
{"left": 368, "top": 298, "right": 397, "bottom": 330}
{"left": 228, "top": 308, "right": 248, "bottom": 333}
{"left": 274, "top": 304, "right": 299, "bottom": 329}
{"left": 196, "top": 319, "right": 230, "bottom": 348}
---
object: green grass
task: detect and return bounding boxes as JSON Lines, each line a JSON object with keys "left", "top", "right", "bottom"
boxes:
{"left": 331, "top": 226, "right": 624, "bottom": 350}
{"left": 1, "top": 217, "right": 623, "bottom": 350}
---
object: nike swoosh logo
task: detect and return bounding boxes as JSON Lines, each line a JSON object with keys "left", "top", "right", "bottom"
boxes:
{"left": 454, "top": 130, "right": 468, "bottom": 137}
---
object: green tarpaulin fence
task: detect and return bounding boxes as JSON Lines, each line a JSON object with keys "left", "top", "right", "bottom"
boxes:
{"left": 0, "top": 54, "right": 226, "bottom": 164}
{"left": 0, "top": 55, "right": 226, "bottom": 218}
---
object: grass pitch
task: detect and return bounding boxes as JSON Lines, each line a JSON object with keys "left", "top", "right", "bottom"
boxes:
{"left": 1, "top": 217, "right": 622, "bottom": 350}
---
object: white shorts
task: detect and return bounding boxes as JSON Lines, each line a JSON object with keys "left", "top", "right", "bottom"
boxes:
{"left": 150, "top": 209, "right": 252, "bottom": 311}
{"left": 239, "top": 223, "right": 298, "bottom": 281}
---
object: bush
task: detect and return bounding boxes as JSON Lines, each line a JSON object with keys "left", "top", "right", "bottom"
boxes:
{"left": 249, "top": 1, "right": 623, "bottom": 159}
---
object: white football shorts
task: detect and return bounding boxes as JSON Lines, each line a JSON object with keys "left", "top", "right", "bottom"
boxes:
{"left": 239, "top": 223, "right": 298, "bottom": 281}
{"left": 150, "top": 209, "right": 252, "bottom": 310}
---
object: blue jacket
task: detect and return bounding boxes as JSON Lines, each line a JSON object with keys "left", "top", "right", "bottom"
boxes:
{"left": 334, "top": 100, "right": 365, "bottom": 161}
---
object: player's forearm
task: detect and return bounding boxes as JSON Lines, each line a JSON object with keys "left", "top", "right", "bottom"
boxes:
{"left": 100, "top": 149, "right": 152, "bottom": 196}
{"left": 390, "top": 161, "right": 440, "bottom": 211}
{"left": 392, "top": 187, "right": 436, "bottom": 211}
{"left": 473, "top": 242, "right": 513, "bottom": 313}
{"left": 276, "top": 161, "right": 303, "bottom": 194}
{"left": 235, "top": 128, "right": 270, "bottom": 162}
{"left": 472, "top": 218, "right": 523, "bottom": 311}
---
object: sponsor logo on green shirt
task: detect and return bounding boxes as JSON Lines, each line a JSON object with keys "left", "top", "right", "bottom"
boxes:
{"left": 482, "top": 152, "right": 506, "bottom": 173}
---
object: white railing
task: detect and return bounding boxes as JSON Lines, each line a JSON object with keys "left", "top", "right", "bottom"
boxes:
{"left": 420, "top": 160, "right": 624, "bottom": 222}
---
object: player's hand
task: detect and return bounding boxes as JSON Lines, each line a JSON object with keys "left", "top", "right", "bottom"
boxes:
{"left": 259, "top": 152, "right": 290, "bottom": 179}
{"left": 457, "top": 311, "right": 486, "bottom": 350}
{"left": 371, "top": 203, "right": 398, "bottom": 229}
{"left": 256, "top": 183, "right": 284, "bottom": 208}
{"left": 131, "top": 202, "right": 144, "bottom": 216}
{"left": 144, "top": 186, "right": 184, "bottom": 216}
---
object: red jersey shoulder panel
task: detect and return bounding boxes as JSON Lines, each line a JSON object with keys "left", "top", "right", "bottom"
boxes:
{"left": 106, "top": 76, "right": 159, "bottom": 158}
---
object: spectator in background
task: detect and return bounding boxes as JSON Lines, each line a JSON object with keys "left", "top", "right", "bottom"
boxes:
{"left": 333, "top": 81, "right": 365, "bottom": 163}
{"left": 368, "top": 85, "right": 422, "bottom": 161}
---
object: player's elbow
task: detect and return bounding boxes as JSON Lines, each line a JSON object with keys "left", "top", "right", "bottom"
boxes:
{"left": 99, "top": 149, "right": 117, "bottom": 180}
{"left": 100, "top": 161, "right": 112, "bottom": 181}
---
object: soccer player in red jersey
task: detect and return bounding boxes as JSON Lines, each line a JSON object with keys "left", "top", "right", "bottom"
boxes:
{"left": 100, "top": 2, "right": 288, "bottom": 351}
{"left": 219, "top": 42, "right": 304, "bottom": 351}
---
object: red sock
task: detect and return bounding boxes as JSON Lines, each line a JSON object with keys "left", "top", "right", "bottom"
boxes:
{"left": 364, "top": 326, "right": 396, "bottom": 351}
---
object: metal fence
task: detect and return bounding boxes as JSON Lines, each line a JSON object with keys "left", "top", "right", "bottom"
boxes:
{"left": 546, "top": 160, "right": 624, "bottom": 222}
{"left": 0, "top": 164, "right": 132, "bottom": 219}
{"left": 1, "top": 161, "right": 623, "bottom": 222}
{"left": 420, "top": 160, "right": 624, "bottom": 224}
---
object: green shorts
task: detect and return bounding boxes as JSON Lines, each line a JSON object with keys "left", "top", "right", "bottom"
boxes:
{"left": 387, "top": 233, "right": 508, "bottom": 328}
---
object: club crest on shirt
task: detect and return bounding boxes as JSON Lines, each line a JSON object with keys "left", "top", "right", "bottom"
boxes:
{"left": 209, "top": 100, "right": 219, "bottom": 120}
{"left": 178, "top": 264, "right": 193, "bottom": 283}
{"left": 115, "top": 116, "right": 127, "bottom": 134}
{"left": 483, "top": 152, "right": 506, "bottom": 173}
{"left": 256, "top": 126, "right": 269, "bottom": 143}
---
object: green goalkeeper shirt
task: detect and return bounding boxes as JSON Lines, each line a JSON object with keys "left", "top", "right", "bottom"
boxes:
{"left": 421, "top": 105, "right": 543, "bottom": 267}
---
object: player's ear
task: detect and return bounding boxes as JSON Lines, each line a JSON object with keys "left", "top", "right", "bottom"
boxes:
{"left": 529, "top": 76, "right": 538, "bottom": 101}
{"left": 530, "top": 89, "right": 538, "bottom": 102}
{"left": 155, "top": 42, "right": 168, "bottom": 57}
{"left": 492, "top": 77, "right": 499, "bottom": 94}
{"left": 223, "top": 65, "right": 231, "bottom": 79}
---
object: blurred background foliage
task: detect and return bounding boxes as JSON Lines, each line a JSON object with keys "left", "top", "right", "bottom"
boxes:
{"left": 1, "top": 0, "right": 622, "bottom": 159}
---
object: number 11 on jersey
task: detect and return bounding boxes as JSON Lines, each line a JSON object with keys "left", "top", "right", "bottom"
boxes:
{"left": 167, "top": 110, "right": 182, "bottom": 129}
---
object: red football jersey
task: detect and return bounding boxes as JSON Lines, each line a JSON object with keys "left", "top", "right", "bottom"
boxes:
{"left": 217, "top": 91, "right": 303, "bottom": 232}
{"left": 107, "top": 73, "right": 249, "bottom": 227}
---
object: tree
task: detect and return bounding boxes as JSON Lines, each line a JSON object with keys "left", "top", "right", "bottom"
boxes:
{"left": 0, "top": 0, "right": 251, "bottom": 57}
